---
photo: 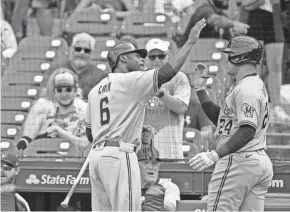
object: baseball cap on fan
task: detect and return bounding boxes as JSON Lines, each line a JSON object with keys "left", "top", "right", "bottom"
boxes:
{"left": 1, "top": 151, "right": 19, "bottom": 167}
{"left": 145, "top": 38, "right": 170, "bottom": 53}
{"left": 54, "top": 72, "right": 75, "bottom": 88}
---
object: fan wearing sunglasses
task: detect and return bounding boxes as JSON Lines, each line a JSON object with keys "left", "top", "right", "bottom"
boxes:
{"left": 17, "top": 68, "right": 89, "bottom": 152}
{"left": 40, "top": 33, "right": 108, "bottom": 101}
{"left": 143, "top": 38, "right": 191, "bottom": 159}
{"left": 1, "top": 151, "right": 30, "bottom": 211}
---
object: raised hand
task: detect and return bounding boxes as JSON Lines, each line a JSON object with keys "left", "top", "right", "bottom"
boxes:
{"left": 191, "top": 62, "right": 209, "bottom": 88}
{"left": 188, "top": 18, "right": 207, "bottom": 43}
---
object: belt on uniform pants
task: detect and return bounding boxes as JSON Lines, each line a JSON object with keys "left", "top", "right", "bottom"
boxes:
{"left": 93, "top": 140, "right": 137, "bottom": 152}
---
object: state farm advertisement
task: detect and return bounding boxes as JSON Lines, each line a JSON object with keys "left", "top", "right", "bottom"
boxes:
{"left": 16, "top": 169, "right": 91, "bottom": 193}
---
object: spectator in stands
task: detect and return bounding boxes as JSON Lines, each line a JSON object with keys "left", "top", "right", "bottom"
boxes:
{"left": 138, "top": 126, "right": 180, "bottom": 211}
{"left": 40, "top": 33, "right": 107, "bottom": 101}
{"left": 17, "top": 68, "right": 89, "bottom": 151}
{"left": 239, "top": 0, "right": 290, "bottom": 122}
{"left": 174, "top": 0, "right": 250, "bottom": 47}
{"left": 11, "top": 0, "right": 57, "bottom": 38}
{"left": 1, "top": 151, "right": 30, "bottom": 211}
{"left": 1, "top": 18, "right": 17, "bottom": 75}
{"left": 143, "top": 38, "right": 191, "bottom": 159}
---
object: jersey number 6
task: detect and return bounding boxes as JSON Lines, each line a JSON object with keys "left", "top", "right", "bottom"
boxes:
{"left": 100, "top": 97, "right": 110, "bottom": 125}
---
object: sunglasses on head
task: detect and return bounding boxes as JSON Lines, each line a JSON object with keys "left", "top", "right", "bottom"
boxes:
{"left": 1, "top": 164, "right": 13, "bottom": 171}
{"left": 148, "top": 54, "right": 167, "bottom": 61}
{"left": 55, "top": 87, "right": 74, "bottom": 93}
{"left": 74, "top": 47, "right": 92, "bottom": 54}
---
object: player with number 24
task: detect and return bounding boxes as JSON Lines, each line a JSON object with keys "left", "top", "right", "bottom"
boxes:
{"left": 189, "top": 35, "right": 273, "bottom": 211}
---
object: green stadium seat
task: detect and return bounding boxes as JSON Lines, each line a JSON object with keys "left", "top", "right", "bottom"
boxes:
{"left": 1, "top": 111, "right": 28, "bottom": 125}
{"left": 176, "top": 200, "right": 207, "bottom": 211}
{"left": 0, "top": 138, "right": 19, "bottom": 155}
{"left": 2, "top": 72, "right": 44, "bottom": 86}
{"left": 1, "top": 98, "right": 34, "bottom": 112}
{"left": 92, "top": 61, "right": 110, "bottom": 73}
{"left": 23, "top": 138, "right": 81, "bottom": 158}
{"left": 4, "top": 59, "right": 52, "bottom": 74}
{"left": 1, "top": 125, "right": 23, "bottom": 141}
{"left": 18, "top": 36, "right": 68, "bottom": 52}
{"left": 1, "top": 85, "right": 40, "bottom": 99}
{"left": 63, "top": 7, "right": 118, "bottom": 43}
{"left": 91, "top": 37, "right": 119, "bottom": 61}
{"left": 119, "top": 12, "right": 174, "bottom": 38}
{"left": 183, "top": 128, "right": 207, "bottom": 153}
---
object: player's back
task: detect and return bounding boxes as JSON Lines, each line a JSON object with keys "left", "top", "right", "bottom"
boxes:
{"left": 86, "top": 69, "right": 158, "bottom": 145}
{"left": 215, "top": 74, "right": 269, "bottom": 152}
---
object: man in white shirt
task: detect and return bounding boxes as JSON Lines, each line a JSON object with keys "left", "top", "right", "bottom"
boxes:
{"left": 144, "top": 38, "right": 191, "bottom": 159}
{"left": 138, "top": 126, "right": 180, "bottom": 211}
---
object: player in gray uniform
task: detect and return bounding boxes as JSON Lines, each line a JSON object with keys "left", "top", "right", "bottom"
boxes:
{"left": 189, "top": 35, "right": 274, "bottom": 211}
{"left": 85, "top": 19, "right": 206, "bottom": 211}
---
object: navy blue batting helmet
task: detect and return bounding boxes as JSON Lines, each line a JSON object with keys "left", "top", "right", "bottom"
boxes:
{"left": 107, "top": 42, "right": 147, "bottom": 72}
{"left": 221, "top": 35, "right": 263, "bottom": 65}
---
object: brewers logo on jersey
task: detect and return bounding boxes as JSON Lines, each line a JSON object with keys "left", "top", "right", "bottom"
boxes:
{"left": 214, "top": 74, "right": 269, "bottom": 151}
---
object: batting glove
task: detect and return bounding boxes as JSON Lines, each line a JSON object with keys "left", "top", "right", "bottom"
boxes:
{"left": 17, "top": 137, "right": 30, "bottom": 150}
{"left": 189, "top": 150, "right": 219, "bottom": 172}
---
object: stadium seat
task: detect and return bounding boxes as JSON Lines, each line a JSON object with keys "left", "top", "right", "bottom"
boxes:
{"left": 91, "top": 37, "right": 119, "bottom": 61}
{"left": 63, "top": 7, "right": 119, "bottom": 43}
{"left": 4, "top": 59, "right": 52, "bottom": 73}
{"left": 1, "top": 111, "right": 28, "bottom": 125}
{"left": 1, "top": 85, "right": 40, "bottom": 99}
{"left": 182, "top": 141, "right": 199, "bottom": 159}
{"left": 0, "top": 138, "right": 19, "bottom": 155}
{"left": 1, "top": 98, "right": 34, "bottom": 112}
{"left": 176, "top": 200, "right": 207, "bottom": 211}
{"left": 93, "top": 61, "right": 110, "bottom": 73}
{"left": 183, "top": 128, "right": 207, "bottom": 152}
{"left": 13, "top": 46, "right": 67, "bottom": 61}
{"left": 119, "top": 12, "right": 174, "bottom": 38}
{"left": 188, "top": 38, "right": 228, "bottom": 62}
{"left": 266, "top": 132, "right": 290, "bottom": 160}
{"left": 1, "top": 125, "right": 23, "bottom": 141}
{"left": 2, "top": 72, "right": 44, "bottom": 86}
{"left": 18, "top": 36, "right": 68, "bottom": 52}
{"left": 23, "top": 138, "right": 81, "bottom": 158}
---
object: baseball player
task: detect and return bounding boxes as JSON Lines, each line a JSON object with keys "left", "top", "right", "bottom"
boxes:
{"left": 1, "top": 151, "right": 30, "bottom": 211}
{"left": 84, "top": 18, "right": 206, "bottom": 211}
{"left": 189, "top": 35, "right": 274, "bottom": 211}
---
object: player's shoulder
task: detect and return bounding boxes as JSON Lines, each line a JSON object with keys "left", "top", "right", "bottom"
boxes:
{"left": 235, "top": 75, "right": 264, "bottom": 96}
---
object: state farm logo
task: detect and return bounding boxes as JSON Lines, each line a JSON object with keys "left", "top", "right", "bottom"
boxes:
{"left": 25, "top": 174, "right": 89, "bottom": 185}
{"left": 26, "top": 174, "right": 40, "bottom": 184}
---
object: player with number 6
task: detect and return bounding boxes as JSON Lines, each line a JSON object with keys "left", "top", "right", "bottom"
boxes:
{"left": 189, "top": 35, "right": 273, "bottom": 211}
{"left": 84, "top": 19, "right": 207, "bottom": 211}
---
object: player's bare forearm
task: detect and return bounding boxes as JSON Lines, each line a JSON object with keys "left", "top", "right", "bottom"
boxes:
{"left": 160, "top": 93, "right": 188, "bottom": 114}
{"left": 196, "top": 89, "right": 220, "bottom": 126}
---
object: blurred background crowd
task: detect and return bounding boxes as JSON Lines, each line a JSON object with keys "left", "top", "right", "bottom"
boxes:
{"left": 1, "top": 0, "right": 290, "bottom": 211}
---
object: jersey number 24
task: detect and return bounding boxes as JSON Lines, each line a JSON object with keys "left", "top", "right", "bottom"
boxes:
{"left": 100, "top": 97, "right": 110, "bottom": 125}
